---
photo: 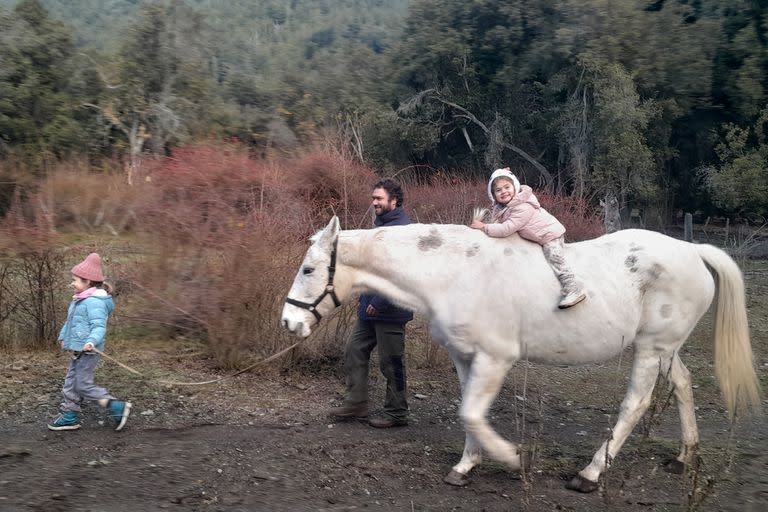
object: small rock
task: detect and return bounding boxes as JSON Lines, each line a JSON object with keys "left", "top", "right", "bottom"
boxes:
{"left": 141, "top": 410, "right": 155, "bottom": 416}
{"left": 576, "top": 430, "right": 588, "bottom": 436}
{"left": 414, "top": 393, "right": 428, "bottom": 399}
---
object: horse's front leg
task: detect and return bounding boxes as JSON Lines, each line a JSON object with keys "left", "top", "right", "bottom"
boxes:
{"left": 443, "top": 349, "right": 481, "bottom": 486}
{"left": 568, "top": 348, "right": 662, "bottom": 493}
{"left": 459, "top": 352, "right": 520, "bottom": 470}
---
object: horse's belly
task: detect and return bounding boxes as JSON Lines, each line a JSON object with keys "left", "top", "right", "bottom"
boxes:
{"left": 525, "top": 331, "right": 630, "bottom": 365}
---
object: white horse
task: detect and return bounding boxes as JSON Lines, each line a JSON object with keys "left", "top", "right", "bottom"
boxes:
{"left": 280, "top": 216, "right": 761, "bottom": 492}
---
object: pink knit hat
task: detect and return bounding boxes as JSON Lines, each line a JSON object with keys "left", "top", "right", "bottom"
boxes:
{"left": 71, "top": 253, "right": 104, "bottom": 282}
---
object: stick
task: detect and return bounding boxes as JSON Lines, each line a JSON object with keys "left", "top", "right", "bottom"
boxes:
{"left": 92, "top": 340, "right": 303, "bottom": 386}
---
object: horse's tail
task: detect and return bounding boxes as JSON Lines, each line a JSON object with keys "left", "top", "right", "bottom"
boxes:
{"left": 695, "top": 244, "right": 761, "bottom": 419}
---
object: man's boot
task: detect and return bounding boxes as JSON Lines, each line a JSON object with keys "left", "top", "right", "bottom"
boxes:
{"left": 328, "top": 402, "right": 368, "bottom": 419}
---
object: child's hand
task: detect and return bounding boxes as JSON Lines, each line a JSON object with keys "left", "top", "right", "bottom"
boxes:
{"left": 470, "top": 220, "right": 485, "bottom": 230}
{"left": 83, "top": 342, "right": 95, "bottom": 352}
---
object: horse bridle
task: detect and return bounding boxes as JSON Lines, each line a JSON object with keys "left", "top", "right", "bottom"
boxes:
{"left": 285, "top": 237, "right": 341, "bottom": 323}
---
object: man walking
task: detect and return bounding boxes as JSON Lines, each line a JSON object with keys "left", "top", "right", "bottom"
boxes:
{"left": 329, "top": 178, "right": 413, "bottom": 428}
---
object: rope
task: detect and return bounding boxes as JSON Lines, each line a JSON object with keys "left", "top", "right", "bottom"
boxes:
{"left": 91, "top": 340, "right": 303, "bottom": 387}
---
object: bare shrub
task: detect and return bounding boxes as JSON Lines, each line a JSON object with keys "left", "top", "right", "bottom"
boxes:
{"left": 536, "top": 191, "right": 604, "bottom": 242}
{"left": 128, "top": 144, "right": 378, "bottom": 368}
{"left": 279, "top": 150, "right": 377, "bottom": 230}
{"left": 0, "top": 198, "right": 67, "bottom": 350}
{"left": 407, "top": 175, "right": 488, "bottom": 225}
{"left": 40, "top": 161, "right": 148, "bottom": 235}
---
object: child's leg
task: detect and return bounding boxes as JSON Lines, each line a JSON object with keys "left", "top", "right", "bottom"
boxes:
{"left": 49, "top": 355, "right": 85, "bottom": 430}
{"left": 542, "top": 236, "right": 586, "bottom": 308}
{"left": 60, "top": 355, "right": 84, "bottom": 412}
{"left": 75, "top": 354, "right": 132, "bottom": 430}
{"left": 73, "top": 354, "right": 115, "bottom": 404}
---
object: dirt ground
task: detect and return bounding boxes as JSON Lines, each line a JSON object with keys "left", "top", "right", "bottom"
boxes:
{"left": 2, "top": 264, "right": 767, "bottom": 511}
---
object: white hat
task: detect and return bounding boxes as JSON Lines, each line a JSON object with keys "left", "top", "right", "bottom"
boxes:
{"left": 487, "top": 168, "right": 521, "bottom": 202}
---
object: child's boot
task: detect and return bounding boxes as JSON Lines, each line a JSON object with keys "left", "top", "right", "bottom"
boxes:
{"left": 558, "top": 283, "right": 587, "bottom": 309}
{"left": 48, "top": 411, "right": 81, "bottom": 431}
{"left": 108, "top": 400, "right": 132, "bottom": 431}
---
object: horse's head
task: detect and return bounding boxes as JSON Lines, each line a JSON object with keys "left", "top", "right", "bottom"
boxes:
{"left": 281, "top": 216, "right": 342, "bottom": 337}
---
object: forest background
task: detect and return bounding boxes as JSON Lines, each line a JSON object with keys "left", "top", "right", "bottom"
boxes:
{"left": 1, "top": 0, "right": 767, "bottom": 366}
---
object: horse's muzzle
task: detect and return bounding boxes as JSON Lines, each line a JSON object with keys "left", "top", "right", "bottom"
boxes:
{"left": 280, "top": 316, "right": 310, "bottom": 338}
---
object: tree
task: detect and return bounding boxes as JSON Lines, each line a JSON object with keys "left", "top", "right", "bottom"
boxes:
{"left": 703, "top": 107, "right": 768, "bottom": 216}
{"left": 0, "top": 0, "right": 82, "bottom": 160}
{"left": 391, "top": 0, "right": 564, "bottom": 180}
{"left": 589, "top": 61, "right": 657, "bottom": 213}
{"left": 80, "top": 2, "right": 215, "bottom": 182}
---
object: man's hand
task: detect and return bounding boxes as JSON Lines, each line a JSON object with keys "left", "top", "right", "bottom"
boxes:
{"left": 83, "top": 342, "right": 95, "bottom": 352}
{"left": 365, "top": 304, "right": 378, "bottom": 317}
{"left": 470, "top": 220, "right": 485, "bottom": 230}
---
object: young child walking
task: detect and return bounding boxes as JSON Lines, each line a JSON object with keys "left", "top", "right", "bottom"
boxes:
{"left": 48, "top": 252, "right": 132, "bottom": 431}
{"left": 470, "top": 167, "right": 587, "bottom": 309}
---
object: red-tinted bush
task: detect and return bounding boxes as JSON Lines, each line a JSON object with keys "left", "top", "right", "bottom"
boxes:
{"left": 406, "top": 175, "right": 488, "bottom": 225}
{"left": 127, "top": 144, "right": 380, "bottom": 367}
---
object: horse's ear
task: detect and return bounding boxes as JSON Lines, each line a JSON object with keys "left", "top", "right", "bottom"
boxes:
{"left": 327, "top": 216, "right": 340, "bottom": 237}
{"left": 318, "top": 216, "right": 340, "bottom": 248}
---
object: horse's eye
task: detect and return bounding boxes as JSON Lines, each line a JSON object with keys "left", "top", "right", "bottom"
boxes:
{"left": 302, "top": 267, "right": 314, "bottom": 275}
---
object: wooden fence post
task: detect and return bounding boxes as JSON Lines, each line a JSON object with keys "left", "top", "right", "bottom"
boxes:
{"left": 684, "top": 213, "right": 693, "bottom": 242}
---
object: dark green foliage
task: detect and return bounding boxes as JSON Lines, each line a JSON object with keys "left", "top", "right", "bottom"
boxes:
{"left": 1, "top": 0, "right": 767, "bottom": 217}
{"left": 0, "top": 1, "right": 86, "bottom": 159}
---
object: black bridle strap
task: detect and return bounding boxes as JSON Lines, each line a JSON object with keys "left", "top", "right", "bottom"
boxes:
{"left": 285, "top": 237, "right": 341, "bottom": 322}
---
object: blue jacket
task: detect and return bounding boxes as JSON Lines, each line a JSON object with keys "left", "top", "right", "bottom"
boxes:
{"left": 58, "top": 290, "right": 115, "bottom": 351}
{"left": 357, "top": 207, "right": 414, "bottom": 324}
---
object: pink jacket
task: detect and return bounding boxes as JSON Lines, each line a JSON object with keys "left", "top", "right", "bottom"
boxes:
{"left": 485, "top": 185, "right": 565, "bottom": 244}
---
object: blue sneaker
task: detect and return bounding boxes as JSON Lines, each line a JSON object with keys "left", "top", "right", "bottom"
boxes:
{"left": 48, "top": 411, "right": 81, "bottom": 431}
{"left": 108, "top": 400, "right": 132, "bottom": 431}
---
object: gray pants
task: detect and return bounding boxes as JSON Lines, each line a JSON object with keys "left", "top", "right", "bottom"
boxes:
{"left": 542, "top": 236, "right": 581, "bottom": 295}
{"left": 344, "top": 319, "right": 408, "bottom": 420}
{"left": 60, "top": 353, "right": 114, "bottom": 412}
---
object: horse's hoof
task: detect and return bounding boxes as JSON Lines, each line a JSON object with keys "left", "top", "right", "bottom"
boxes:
{"left": 663, "top": 456, "right": 701, "bottom": 475}
{"left": 565, "top": 475, "right": 599, "bottom": 493}
{"left": 443, "top": 470, "right": 470, "bottom": 487}
{"left": 663, "top": 459, "right": 686, "bottom": 475}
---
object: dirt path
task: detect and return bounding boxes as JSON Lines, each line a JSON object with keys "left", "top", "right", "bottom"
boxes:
{"left": 1, "top": 348, "right": 766, "bottom": 512}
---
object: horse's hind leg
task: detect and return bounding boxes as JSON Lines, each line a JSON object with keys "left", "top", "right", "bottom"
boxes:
{"left": 443, "top": 350, "right": 482, "bottom": 486}
{"left": 660, "top": 352, "right": 700, "bottom": 474}
{"left": 568, "top": 348, "right": 662, "bottom": 493}
{"left": 459, "top": 352, "right": 520, "bottom": 471}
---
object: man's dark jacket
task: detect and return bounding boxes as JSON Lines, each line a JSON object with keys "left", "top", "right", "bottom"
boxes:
{"left": 357, "top": 206, "right": 414, "bottom": 324}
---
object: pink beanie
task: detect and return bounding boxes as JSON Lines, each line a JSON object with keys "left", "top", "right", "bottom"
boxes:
{"left": 71, "top": 253, "right": 104, "bottom": 282}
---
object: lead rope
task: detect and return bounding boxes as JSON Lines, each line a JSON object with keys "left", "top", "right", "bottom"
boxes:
{"left": 91, "top": 340, "right": 303, "bottom": 386}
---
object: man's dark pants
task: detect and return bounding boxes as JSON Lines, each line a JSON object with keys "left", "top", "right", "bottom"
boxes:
{"left": 344, "top": 318, "right": 408, "bottom": 420}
